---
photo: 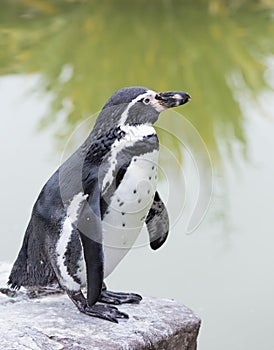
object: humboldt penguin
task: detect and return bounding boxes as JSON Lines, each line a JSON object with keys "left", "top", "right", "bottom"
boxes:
{"left": 8, "top": 87, "right": 191, "bottom": 322}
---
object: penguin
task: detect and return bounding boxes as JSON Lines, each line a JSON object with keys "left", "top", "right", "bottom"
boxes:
{"left": 7, "top": 87, "right": 191, "bottom": 322}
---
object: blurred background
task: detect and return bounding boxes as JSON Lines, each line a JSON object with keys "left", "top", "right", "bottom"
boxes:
{"left": 1, "top": 0, "right": 274, "bottom": 348}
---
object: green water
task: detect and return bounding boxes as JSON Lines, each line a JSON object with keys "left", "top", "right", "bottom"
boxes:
{"left": 1, "top": 1, "right": 274, "bottom": 349}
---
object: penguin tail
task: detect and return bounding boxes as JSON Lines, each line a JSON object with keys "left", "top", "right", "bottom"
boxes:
{"left": 8, "top": 219, "right": 57, "bottom": 289}
{"left": 8, "top": 251, "right": 27, "bottom": 290}
{"left": 8, "top": 223, "right": 32, "bottom": 290}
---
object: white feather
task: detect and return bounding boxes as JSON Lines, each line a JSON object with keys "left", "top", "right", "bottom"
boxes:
{"left": 102, "top": 149, "right": 159, "bottom": 278}
{"left": 102, "top": 124, "right": 156, "bottom": 193}
{"left": 56, "top": 192, "right": 87, "bottom": 290}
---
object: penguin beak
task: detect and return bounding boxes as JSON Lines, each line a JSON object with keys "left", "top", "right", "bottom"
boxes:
{"left": 155, "top": 91, "right": 191, "bottom": 109}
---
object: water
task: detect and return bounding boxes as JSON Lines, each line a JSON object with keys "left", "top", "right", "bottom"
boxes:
{"left": 1, "top": 1, "right": 274, "bottom": 349}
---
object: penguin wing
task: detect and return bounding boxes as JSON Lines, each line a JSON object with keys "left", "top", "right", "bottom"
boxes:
{"left": 77, "top": 166, "right": 104, "bottom": 306}
{"left": 145, "top": 191, "right": 169, "bottom": 250}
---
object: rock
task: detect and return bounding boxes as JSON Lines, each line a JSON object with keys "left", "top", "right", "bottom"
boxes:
{"left": 0, "top": 262, "right": 201, "bottom": 350}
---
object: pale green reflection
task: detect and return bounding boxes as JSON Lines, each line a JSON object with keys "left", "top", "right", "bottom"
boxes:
{"left": 1, "top": 0, "right": 274, "bottom": 162}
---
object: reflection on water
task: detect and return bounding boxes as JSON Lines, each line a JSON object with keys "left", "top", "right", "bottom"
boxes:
{"left": 1, "top": 1, "right": 274, "bottom": 350}
{"left": 1, "top": 0, "right": 273, "bottom": 160}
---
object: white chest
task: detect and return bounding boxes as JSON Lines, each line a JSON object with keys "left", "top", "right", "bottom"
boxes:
{"left": 102, "top": 149, "right": 159, "bottom": 277}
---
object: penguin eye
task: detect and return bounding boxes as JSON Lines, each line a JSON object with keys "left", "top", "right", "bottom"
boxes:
{"left": 143, "top": 97, "right": 151, "bottom": 105}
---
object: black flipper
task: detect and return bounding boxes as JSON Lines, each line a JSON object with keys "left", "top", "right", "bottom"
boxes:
{"left": 146, "top": 191, "right": 169, "bottom": 250}
{"left": 98, "top": 282, "right": 142, "bottom": 305}
{"left": 73, "top": 164, "right": 130, "bottom": 322}
{"left": 76, "top": 173, "right": 104, "bottom": 307}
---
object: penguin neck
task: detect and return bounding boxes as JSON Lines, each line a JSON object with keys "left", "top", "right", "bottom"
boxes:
{"left": 91, "top": 104, "right": 128, "bottom": 139}
{"left": 119, "top": 123, "right": 156, "bottom": 142}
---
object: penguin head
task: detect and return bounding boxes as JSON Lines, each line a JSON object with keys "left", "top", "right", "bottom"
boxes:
{"left": 92, "top": 86, "right": 190, "bottom": 136}
{"left": 103, "top": 86, "right": 191, "bottom": 126}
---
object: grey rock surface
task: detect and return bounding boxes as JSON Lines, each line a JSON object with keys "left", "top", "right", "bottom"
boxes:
{"left": 0, "top": 262, "right": 201, "bottom": 350}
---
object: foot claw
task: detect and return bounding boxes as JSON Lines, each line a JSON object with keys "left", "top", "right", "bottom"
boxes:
{"left": 99, "top": 290, "right": 142, "bottom": 305}
{"left": 0, "top": 288, "right": 17, "bottom": 297}
{"left": 83, "top": 304, "right": 129, "bottom": 322}
{"left": 67, "top": 289, "right": 130, "bottom": 323}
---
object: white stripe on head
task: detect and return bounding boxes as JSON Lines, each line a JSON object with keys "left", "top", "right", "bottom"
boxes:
{"left": 118, "top": 90, "right": 156, "bottom": 125}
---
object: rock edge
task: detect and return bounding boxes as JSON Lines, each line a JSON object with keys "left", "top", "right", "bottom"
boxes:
{"left": 0, "top": 262, "right": 201, "bottom": 350}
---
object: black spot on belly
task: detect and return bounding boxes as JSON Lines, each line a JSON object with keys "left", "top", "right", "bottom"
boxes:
{"left": 122, "top": 223, "right": 126, "bottom": 227}
{"left": 119, "top": 201, "right": 124, "bottom": 207}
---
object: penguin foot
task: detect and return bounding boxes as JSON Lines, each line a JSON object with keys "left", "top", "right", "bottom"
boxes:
{"left": 99, "top": 290, "right": 142, "bottom": 305}
{"left": 67, "top": 290, "right": 129, "bottom": 323}
{"left": 83, "top": 304, "right": 129, "bottom": 323}
{"left": 0, "top": 287, "right": 17, "bottom": 297}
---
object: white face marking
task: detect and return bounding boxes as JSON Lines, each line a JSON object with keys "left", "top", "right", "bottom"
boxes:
{"left": 151, "top": 99, "right": 167, "bottom": 112}
{"left": 102, "top": 124, "right": 156, "bottom": 193}
{"left": 119, "top": 89, "right": 158, "bottom": 125}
